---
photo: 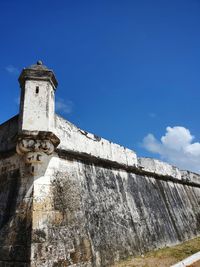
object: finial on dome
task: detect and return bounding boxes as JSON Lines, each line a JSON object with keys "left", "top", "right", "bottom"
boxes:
{"left": 37, "top": 60, "right": 43, "bottom": 65}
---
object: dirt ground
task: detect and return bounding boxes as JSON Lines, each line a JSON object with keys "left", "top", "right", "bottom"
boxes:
{"left": 110, "top": 237, "right": 200, "bottom": 267}
{"left": 188, "top": 260, "right": 200, "bottom": 267}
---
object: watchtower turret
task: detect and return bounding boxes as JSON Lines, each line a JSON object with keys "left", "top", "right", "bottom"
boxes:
{"left": 16, "top": 61, "right": 60, "bottom": 172}
{"left": 18, "top": 60, "right": 57, "bottom": 132}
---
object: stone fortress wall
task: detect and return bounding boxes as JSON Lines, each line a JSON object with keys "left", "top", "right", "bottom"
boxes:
{"left": 0, "top": 62, "right": 200, "bottom": 267}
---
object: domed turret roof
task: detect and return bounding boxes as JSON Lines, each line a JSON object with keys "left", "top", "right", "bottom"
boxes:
{"left": 18, "top": 60, "right": 58, "bottom": 89}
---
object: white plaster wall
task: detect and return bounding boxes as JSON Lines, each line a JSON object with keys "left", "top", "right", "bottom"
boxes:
{"left": 20, "top": 80, "right": 55, "bottom": 132}
{"left": 55, "top": 115, "right": 137, "bottom": 167}
{"left": 181, "top": 170, "right": 200, "bottom": 184}
{"left": 54, "top": 115, "right": 200, "bottom": 184}
{"left": 138, "top": 157, "right": 182, "bottom": 180}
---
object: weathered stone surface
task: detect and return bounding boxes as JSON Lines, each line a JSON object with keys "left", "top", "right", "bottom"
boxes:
{"left": 1, "top": 62, "right": 200, "bottom": 266}
{"left": 69, "top": 160, "right": 200, "bottom": 266}
{"left": 1, "top": 117, "right": 200, "bottom": 266}
{"left": 29, "top": 158, "right": 93, "bottom": 267}
{"left": 25, "top": 155, "right": 200, "bottom": 267}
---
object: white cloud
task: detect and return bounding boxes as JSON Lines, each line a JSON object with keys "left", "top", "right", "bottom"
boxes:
{"left": 55, "top": 98, "right": 73, "bottom": 114}
{"left": 142, "top": 126, "right": 200, "bottom": 173}
{"left": 5, "top": 65, "right": 19, "bottom": 75}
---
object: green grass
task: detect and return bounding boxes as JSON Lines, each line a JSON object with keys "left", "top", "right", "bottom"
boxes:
{"left": 111, "top": 236, "right": 200, "bottom": 267}
{"left": 145, "top": 237, "right": 200, "bottom": 261}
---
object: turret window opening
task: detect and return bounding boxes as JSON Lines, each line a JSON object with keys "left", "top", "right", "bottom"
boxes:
{"left": 36, "top": 86, "right": 39, "bottom": 94}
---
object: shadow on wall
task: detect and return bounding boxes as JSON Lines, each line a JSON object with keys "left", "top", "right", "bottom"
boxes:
{"left": 0, "top": 152, "right": 56, "bottom": 266}
{"left": 0, "top": 169, "right": 33, "bottom": 266}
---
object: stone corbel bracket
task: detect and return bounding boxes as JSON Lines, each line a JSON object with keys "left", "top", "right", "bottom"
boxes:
{"left": 16, "top": 131, "right": 60, "bottom": 173}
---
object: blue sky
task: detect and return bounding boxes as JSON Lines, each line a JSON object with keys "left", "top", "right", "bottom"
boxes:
{"left": 1, "top": 0, "right": 200, "bottom": 172}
